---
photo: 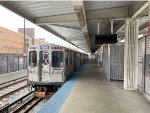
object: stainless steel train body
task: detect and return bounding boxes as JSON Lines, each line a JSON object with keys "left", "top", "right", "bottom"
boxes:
{"left": 27, "top": 44, "right": 88, "bottom": 91}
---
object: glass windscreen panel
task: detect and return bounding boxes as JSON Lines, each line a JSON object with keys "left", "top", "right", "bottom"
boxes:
{"left": 52, "top": 51, "right": 63, "bottom": 67}
{"left": 29, "top": 51, "right": 37, "bottom": 67}
{"left": 39, "top": 51, "right": 49, "bottom": 65}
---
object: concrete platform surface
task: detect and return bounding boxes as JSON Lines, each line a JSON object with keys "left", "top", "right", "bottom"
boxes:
{"left": 59, "top": 63, "right": 150, "bottom": 113}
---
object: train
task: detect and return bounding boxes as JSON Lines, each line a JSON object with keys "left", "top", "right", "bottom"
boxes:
{"left": 27, "top": 43, "right": 88, "bottom": 97}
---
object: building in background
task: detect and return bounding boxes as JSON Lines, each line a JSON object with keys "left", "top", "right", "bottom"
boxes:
{"left": 18, "top": 28, "right": 35, "bottom": 45}
{"left": 0, "top": 26, "right": 29, "bottom": 53}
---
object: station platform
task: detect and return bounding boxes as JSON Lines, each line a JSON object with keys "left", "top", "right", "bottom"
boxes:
{"left": 38, "top": 62, "right": 150, "bottom": 113}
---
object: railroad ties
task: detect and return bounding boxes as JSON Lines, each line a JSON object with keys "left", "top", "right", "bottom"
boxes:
{"left": 0, "top": 78, "right": 55, "bottom": 113}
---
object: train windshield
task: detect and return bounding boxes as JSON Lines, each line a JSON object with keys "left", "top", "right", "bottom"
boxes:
{"left": 29, "top": 51, "right": 37, "bottom": 67}
{"left": 39, "top": 51, "right": 49, "bottom": 65}
{"left": 52, "top": 51, "right": 63, "bottom": 67}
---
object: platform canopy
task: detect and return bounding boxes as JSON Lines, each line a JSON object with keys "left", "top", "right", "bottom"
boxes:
{"left": 0, "top": 1, "right": 149, "bottom": 53}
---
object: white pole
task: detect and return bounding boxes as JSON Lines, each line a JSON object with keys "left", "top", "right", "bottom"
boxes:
{"left": 98, "top": 22, "right": 100, "bottom": 35}
{"left": 111, "top": 20, "right": 113, "bottom": 34}
{"left": 124, "top": 19, "right": 130, "bottom": 89}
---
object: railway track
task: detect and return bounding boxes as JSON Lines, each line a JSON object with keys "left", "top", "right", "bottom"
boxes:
{"left": 0, "top": 84, "right": 28, "bottom": 100}
{"left": 14, "top": 92, "right": 54, "bottom": 113}
{"left": 12, "top": 96, "right": 42, "bottom": 113}
{"left": 0, "top": 91, "right": 34, "bottom": 113}
{"left": 0, "top": 77, "right": 33, "bottom": 113}
{"left": 28, "top": 98, "right": 50, "bottom": 113}
{"left": 0, "top": 90, "right": 54, "bottom": 113}
{"left": 0, "top": 77, "right": 27, "bottom": 91}
{"left": 0, "top": 77, "right": 55, "bottom": 113}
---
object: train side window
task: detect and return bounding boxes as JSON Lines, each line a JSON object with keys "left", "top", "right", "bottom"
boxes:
{"left": 29, "top": 51, "right": 37, "bottom": 67}
{"left": 70, "top": 52, "right": 72, "bottom": 64}
{"left": 52, "top": 51, "right": 63, "bottom": 67}
{"left": 65, "top": 51, "right": 69, "bottom": 66}
{"left": 72, "top": 53, "right": 74, "bottom": 63}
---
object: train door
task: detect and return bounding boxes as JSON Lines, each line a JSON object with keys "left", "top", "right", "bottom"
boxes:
{"left": 138, "top": 37, "right": 145, "bottom": 91}
{"left": 28, "top": 50, "right": 38, "bottom": 82}
{"left": 39, "top": 51, "right": 50, "bottom": 82}
{"left": 51, "top": 50, "right": 64, "bottom": 82}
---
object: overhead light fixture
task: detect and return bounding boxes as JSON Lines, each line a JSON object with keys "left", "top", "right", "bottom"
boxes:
{"left": 74, "top": 6, "right": 85, "bottom": 27}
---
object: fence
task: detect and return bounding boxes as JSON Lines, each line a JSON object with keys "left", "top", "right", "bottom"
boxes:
{"left": 110, "top": 43, "right": 124, "bottom": 80}
{"left": 0, "top": 53, "right": 28, "bottom": 74}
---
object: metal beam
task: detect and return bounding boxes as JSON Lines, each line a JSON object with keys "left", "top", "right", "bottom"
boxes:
{"left": 116, "top": 21, "right": 148, "bottom": 38}
{"left": 116, "top": 2, "right": 148, "bottom": 33}
{"left": 35, "top": 13, "right": 78, "bottom": 24}
{"left": 116, "top": 25, "right": 125, "bottom": 33}
{"left": 72, "top": 1, "right": 90, "bottom": 51}
{"left": 131, "top": 2, "right": 148, "bottom": 19}
{"left": 37, "top": 16, "right": 89, "bottom": 52}
{"left": 117, "top": 32, "right": 125, "bottom": 38}
{"left": 72, "top": 1, "right": 87, "bottom": 27}
{"left": 78, "top": 45, "right": 87, "bottom": 47}
{"left": 86, "top": 6, "right": 128, "bottom": 20}
{"left": 75, "top": 43, "right": 87, "bottom": 46}
{"left": 0, "top": 1, "right": 34, "bottom": 22}
{"left": 139, "top": 29, "right": 147, "bottom": 34}
{"left": 114, "top": 21, "right": 125, "bottom": 33}
{"left": 39, "top": 25, "right": 84, "bottom": 50}
{"left": 128, "top": 1, "right": 147, "bottom": 17}
{"left": 71, "top": 40, "right": 87, "bottom": 44}
{"left": 68, "top": 31, "right": 83, "bottom": 38}
{"left": 115, "top": 21, "right": 148, "bottom": 38}
{"left": 37, "top": 23, "right": 81, "bottom": 30}
{"left": 139, "top": 21, "right": 148, "bottom": 31}
{"left": 75, "top": 44, "right": 87, "bottom": 47}
{"left": 67, "top": 38, "right": 85, "bottom": 41}
{"left": 40, "top": 25, "right": 66, "bottom": 40}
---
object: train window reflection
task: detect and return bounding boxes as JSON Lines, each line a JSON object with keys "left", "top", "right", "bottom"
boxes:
{"left": 43, "top": 52, "right": 49, "bottom": 65}
{"left": 39, "top": 51, "right": 49, "bottom": 65}
{"left": 52, "top": 51, "right": 63, "bottom": 67}
{"left": 29, "top": 51, "right": 37, "bottom": 67}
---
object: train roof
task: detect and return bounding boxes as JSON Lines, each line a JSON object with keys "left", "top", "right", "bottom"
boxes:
{"left": 29, "top": 43, "right": 87, "bottom": 54}
{"left": 31, "top": 43, "right": 64, "bottom": 48}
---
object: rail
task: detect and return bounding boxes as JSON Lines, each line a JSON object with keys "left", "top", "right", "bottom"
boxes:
{"left": 0, "top": 91, "right": 34, "bottom": 113}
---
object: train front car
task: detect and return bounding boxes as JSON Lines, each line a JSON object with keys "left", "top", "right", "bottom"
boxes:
{"left": 27, "top": 44, "right": 65, "bottom": 97}
{"left": 28, "top": 45, "right": 39, "bottom": 85}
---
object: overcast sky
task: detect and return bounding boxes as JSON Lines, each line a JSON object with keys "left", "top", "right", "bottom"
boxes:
{"left": 0, "top": 5, "right": 85, "bottom": 52}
